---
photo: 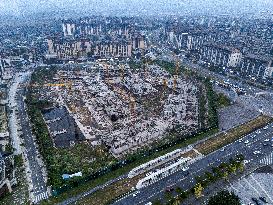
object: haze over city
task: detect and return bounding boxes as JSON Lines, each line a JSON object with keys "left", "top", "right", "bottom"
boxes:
{"left": 1, "top": 0, "right": 273, "bottom": 17}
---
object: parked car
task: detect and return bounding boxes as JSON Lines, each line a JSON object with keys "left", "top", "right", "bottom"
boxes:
{"left": 259, "top": 197, "right": 268, "bottom": 203}
{"left": 251, "top": 198, "right": 262, "bottom": 205}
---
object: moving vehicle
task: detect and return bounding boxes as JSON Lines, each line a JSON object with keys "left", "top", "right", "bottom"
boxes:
{"left": 253, "top": 151, "right": 261, "bottom": 155}
{"left": 133, "top": 191, "right": 140, "bottom": 197}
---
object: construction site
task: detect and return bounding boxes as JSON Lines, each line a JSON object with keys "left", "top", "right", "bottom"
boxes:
{"left": 29, "top": 60, "right": 201, "bottom": 158}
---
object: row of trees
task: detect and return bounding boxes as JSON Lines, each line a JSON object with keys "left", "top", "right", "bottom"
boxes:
{"left": 208, "top": 190, "right": 241, "bottom": 205}
{"left": 193, "top": 154, "right": 244, "bottom": 198}
{"left": 204, "top": 79, "right": 218, "bottom": 129}
{"left": 152, "top": 154, "right": 244, "bottom": 205}
{"left": 197, "top": 78, "right": 219, "bottom": 134}
{"left": 198, "top": 87, "right": 208, "bottom": 130}
{"left": 215, "top": 93, "right": 231, "bottom": 108}
{"left": 30, "top": 66, "right": 57, "bottom": 85}
{"left": 25, "top": 94, "right": 57, "bottom": 186}
{"left": 153, "top": 59, "right": 186, "bottom": 75}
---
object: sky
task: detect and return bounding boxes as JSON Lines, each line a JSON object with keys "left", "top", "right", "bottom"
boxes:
{"left": 0, "top": 0, "right": 272, "bottom": 17}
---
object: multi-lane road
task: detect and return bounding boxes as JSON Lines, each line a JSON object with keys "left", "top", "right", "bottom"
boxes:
{"left": 9, "top": 72, "right": 49, "bottom": 203}
{"left": 113, "top": 123, "right": 273, "bottom": 205}
{"left": 8, "top": 73, "right": 23, "bottom": 155}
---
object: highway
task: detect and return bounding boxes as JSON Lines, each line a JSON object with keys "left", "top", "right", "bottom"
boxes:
{"left": 15, "top": 72, "right": 49, "bottom": 203}
{"left": 113, "top": 123, "right": 273, "bottom": 205}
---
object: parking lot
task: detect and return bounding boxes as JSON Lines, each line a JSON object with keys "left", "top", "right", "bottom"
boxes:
{"left": 229, "top": 167, "right": 273, "bottom": 205}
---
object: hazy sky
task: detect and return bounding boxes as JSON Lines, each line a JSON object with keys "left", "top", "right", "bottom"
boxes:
{"left": 0, "top": 0, "right": 272, "bottom": 17}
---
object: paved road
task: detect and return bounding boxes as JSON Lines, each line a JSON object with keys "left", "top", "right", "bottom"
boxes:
{"left": 7, "top": 73, "right": 23, "bottom": 155}
{"left": 113, "top": 123, "right": 273, "bottom": 205}
{"left": 16, "top": 72, "right": 49, "bottom": 204}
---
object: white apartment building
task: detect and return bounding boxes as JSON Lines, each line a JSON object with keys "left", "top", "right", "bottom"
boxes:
{"left": 227, "top": 50, "right": 242, "bottom": 68}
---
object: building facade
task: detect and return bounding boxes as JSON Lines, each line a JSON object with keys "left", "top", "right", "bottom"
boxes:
{"left": 240, "top": 55, "right": 273, "bottom": 78}
{"left": 46, "top": 17, "right": 145, "bottom": 61}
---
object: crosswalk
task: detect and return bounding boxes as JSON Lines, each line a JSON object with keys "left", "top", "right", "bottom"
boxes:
{"left": 259, "top": 152, "right": 273, "bottom": 165}
{"left": 33, "top": 192, "right": 49, "bottom": 204}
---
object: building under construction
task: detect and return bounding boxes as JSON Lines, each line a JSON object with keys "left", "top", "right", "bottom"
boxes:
{"left": 32, "top": 60, "right": 200, "bottom": 158}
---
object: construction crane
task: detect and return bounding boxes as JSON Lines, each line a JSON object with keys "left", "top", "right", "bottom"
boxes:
{"left": 160, "top": 78, "right": 168, "bottom": 102}
{"left": 144, "top": 61, "right": 148, "bottom": 79}
{"left": 106, "top": 64, "right": 109, "bottom": 84}
{"left": 104, "top": 64, "right": 113, "bottom": 85}
{"left": 129, "top": 95, "right": 136, "bottom": 123}
{"left": 120, "top": 64, "right": 125, "bottom": 81}
{"left": 23, "top": 83, "right": 69, "bottom": 88}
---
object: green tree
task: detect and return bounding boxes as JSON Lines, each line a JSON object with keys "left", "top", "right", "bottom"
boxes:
{"left": 164, "top": 192, "right": 173, "bottom": 201}
{"left": 222, "top": 171, "right": 229, "bottom": 180}
{"left": 172, "top": 196, "right": 182, "bottom": 205}
{"left": 212, "top": 166, "right": 222, "bottom": 179}
{"left": 205, "top": 171, "right": 215, "bottom": 182}
{"left": 175, "top": 186, "right": 182, "bottom": 194}
{"left": 208, "top": 190, "right": 241, "bottom": 205}
{"left": 238, "top": 162, "right": 244, "bottom": 172}
{"left": 194, "top": 183, "right": 203, "bottom": 198}
{"left": 152, "top": 199, "right": 163, "bottom": 205}
{"left": 216, "top": 93, "right": 231, "bottom": 108}
{"left": 5, "top": 143, "right": 13, "bottom": 153}
{"left": 219, "top": 162, "right": 228, "bottom": 169}
{"left": 179, "top": 191, "right": 189, "bottom": 199}
{"left": 228, "top": 164, "right": 237, "bottom": 174}
{"left": 14, "top": 154, "right": 24, "bottom": 168}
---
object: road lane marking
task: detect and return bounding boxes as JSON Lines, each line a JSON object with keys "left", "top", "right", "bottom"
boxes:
{"left": 243, "top": 178, "right": 260, "bottom": 197}
{"left": 250, "top": 174, "right": 273, "bottom": 204}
